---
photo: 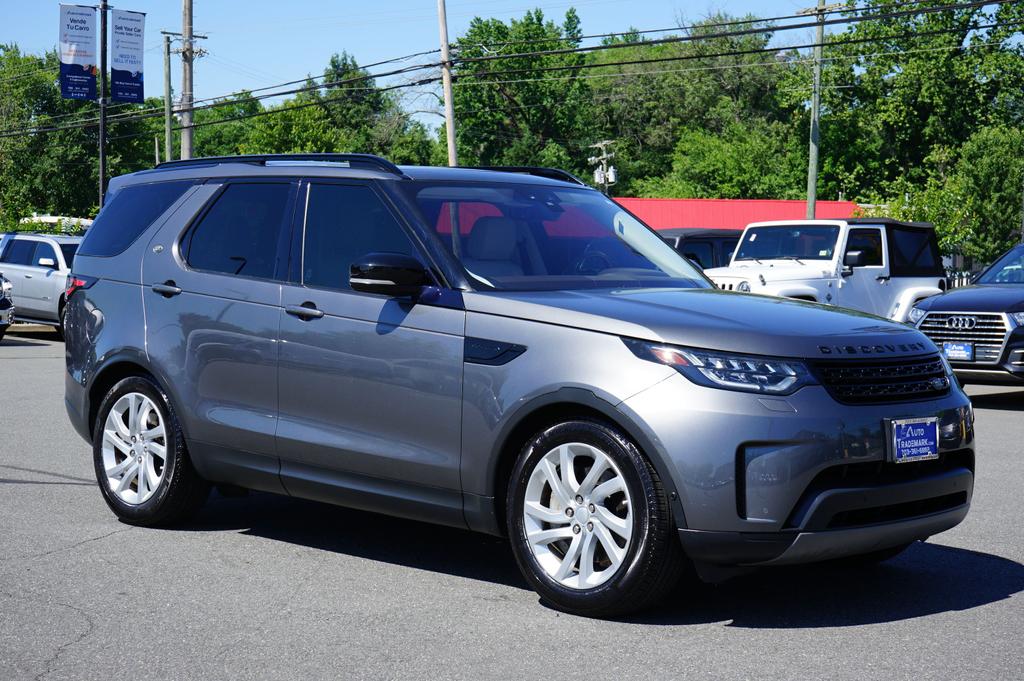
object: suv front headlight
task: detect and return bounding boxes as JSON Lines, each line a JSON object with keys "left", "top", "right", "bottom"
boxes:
{"left": 624, "top": 339, "right": 816, "bottom": 395}
{"left": 908, "top": 306, "right": 927, "bottom": 324}
{"left": 1009, "top": 311, "right": 1024, "bottom": 326}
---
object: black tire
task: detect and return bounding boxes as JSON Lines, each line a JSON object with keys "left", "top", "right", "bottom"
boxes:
{"left": 0, "top": 326, "right": 5, "bottom": 343}
{"left": 506, "top": 419, "right": 685, "bottom": 618}
{"left": 92, "top": 375, "right": 209, "bottom": 526}
{"left": 55, "top": 302, "right": 66, "bottom": 342}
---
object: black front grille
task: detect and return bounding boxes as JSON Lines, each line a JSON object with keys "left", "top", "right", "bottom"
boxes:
{"left": 826, "top": 491, "right": 967, "bottom": 529}
{"left": 812, "top": 354, "right": 950, "bottom": 404}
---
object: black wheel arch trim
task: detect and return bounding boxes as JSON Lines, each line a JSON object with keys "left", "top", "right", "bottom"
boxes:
{"left": 471, "top": 386, "right": 687, "bottom": 535}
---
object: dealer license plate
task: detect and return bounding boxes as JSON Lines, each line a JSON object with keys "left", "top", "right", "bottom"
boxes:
{"left": 942, "top": 341, "right": 973, "bottom": 362}
{"left": 889, "top": 417, "right": 939, "bottom": 464}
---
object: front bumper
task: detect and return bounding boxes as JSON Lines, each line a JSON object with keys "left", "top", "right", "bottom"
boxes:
{"left": 618, "top": 372, "right": 974, "bottom": 566}
{"left": 0, "top": 298, "right": 13, "bottom": 326}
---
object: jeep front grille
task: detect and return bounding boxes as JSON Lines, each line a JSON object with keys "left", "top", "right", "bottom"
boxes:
{"left": 918, "top": 312, "right": 1009, "bottom": 364}
{"left": 812, "top": 354, "right": 950, "bottom": 404}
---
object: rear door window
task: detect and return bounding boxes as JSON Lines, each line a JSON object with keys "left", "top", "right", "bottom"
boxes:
{"left": 60, "top": 244, "right": 78, "bottom": 269}
{"left": 886, "top": 226, "right": 943, "bottom": 276}
{"left": 78, "top": 180, "right": 196, "bottom": 257}
{"left": 1, "top": 239, "right": 37, "bottom": 266}
{"left": 184, "top": 182, "right": 293, "bottom": 280}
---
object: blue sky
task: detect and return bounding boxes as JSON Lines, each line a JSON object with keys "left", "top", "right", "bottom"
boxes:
{"left": 5, "top": 0, "right": 818, "bottom": 124}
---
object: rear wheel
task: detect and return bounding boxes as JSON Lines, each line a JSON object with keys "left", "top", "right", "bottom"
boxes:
{"left": 93, "top": 376, "right": 209, "bottom": 526}
{"left": 507, "top": 419, "right": 685, "bottom": 618}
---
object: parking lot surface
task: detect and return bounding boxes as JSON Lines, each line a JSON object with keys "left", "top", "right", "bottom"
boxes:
{"left": 0, "top": 327, "right": 1021, "bottom": 680}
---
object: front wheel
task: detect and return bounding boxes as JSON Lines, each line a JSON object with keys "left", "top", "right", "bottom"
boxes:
{"left": 93, "top": 376, "right": 209, "bottom": 526}
{"left": 507, "top": 419, "right": 685, "bottom": 618}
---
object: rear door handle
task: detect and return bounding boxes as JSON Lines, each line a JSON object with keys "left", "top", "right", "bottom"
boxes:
{"left": 285, "top": 303, "right": 324, "bottom": 320}
{"left": 152, "top": 281, "right": 182, "bottom": 297}
{"left": 23, "top": 274, "right": 32, "bottom": 279}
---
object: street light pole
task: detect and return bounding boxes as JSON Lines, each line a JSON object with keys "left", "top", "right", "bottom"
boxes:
{"left": 98, "top": 0, "right": 108, "bottom": 206}
{"left": 180, "top": 0, "right": 194, "bottom": 159}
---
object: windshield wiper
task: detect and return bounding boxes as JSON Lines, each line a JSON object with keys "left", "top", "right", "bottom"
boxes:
{"left": 776, "top": 256, "right": 805, "bottom": 265}
{"left": 735, "top": 256, "right": 763, "bottom": 264}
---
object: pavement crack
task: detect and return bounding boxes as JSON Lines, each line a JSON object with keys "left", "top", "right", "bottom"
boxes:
{"left": 32, "top": 601, "right": 96, "bottom": 681}
{"left": 1, "top": 527, "right": 132, "bottom": 563}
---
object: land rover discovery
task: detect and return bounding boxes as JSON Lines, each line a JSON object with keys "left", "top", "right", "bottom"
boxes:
{"left": 64, "top": 155, "right": 975, "bottom": 617}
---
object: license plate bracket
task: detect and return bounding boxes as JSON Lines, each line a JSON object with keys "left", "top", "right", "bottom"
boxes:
{"left": 942, "top": 341, "right": 973, "bottom": 362}
{"left": 888, "top": 417, "right": 940, "bottom": 464}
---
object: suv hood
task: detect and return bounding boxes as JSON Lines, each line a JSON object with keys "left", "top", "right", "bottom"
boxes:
{"left": 917, "top": 284, "right": 1024, "bottom": 313}
{"left": 705, "top": 262, "right": 835, "bottom": 283}
{"left": 464, "top": 288, "right": 932, "bottom": 359}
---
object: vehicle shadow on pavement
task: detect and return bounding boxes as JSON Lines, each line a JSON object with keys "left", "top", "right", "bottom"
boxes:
{"left": 965, "top": 390, "right": 1024, "bottom": 411}
{"left": 185, "top": 491, "right": 528, "bottom": 589}
{"left": 632, "top": 541, "right": 1024, "bottom": 628}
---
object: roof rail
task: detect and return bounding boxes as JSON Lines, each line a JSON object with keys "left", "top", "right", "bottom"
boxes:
{"left": 463, "top": 166, "right": 589, "bottom": 186}
{"left": 155, "top": 153, "right": 408, "bottom": 178}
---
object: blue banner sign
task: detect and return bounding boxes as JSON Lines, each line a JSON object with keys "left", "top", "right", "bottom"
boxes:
{"left": 58, "top": 4, "right": 97, "bottom": 100}
{"left": 111, "top": 9, "right": 146, "bottom": 103}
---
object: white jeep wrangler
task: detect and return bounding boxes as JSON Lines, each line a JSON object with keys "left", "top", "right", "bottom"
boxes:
{"left": 704, "top": 218, "right": 946, "bottom": 322}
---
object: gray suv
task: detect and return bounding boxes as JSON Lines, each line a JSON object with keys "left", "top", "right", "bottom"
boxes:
{"left": 64, "top": 154, "right": 975, "bottom": 617}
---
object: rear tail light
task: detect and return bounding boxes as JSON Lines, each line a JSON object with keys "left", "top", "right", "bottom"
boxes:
{"left": 65, "top": 274, "right": 98, "bottom": 299}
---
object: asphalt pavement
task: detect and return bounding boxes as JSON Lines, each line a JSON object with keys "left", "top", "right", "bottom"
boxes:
{"left": 0, "top": 326, "right": 1021, "bottom": 680}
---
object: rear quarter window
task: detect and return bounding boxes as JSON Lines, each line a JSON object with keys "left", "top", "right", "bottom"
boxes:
{"left": 77, "top": 180, "right": 195, "bottom": 257}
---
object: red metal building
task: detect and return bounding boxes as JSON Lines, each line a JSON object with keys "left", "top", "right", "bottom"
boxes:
{"left": 614, "top": 197, "right": 860, "bottom": 231}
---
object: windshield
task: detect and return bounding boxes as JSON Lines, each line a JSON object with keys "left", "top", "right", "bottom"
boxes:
{"left": 734, "top": 225, "right": 840, "bottom": 262}
{"left": 978, "top": 244, "right": 1024, "bottom": 284}
{"left": 403, "top": 181, "right": 709, "bottom": 291}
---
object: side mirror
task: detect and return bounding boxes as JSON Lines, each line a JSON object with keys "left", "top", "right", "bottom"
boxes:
{"left": 37, "top": 257, "right": 57, "bottom": 269}
{"left": 350, "top": 252, "right": 430, "bottom": 298}
{"left": 843, "top": 250, "right": 866, "bottom": 268}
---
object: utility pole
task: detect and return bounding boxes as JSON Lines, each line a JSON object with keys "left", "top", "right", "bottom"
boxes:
{"left": 799, "top": 1, "right": 840, "bottom": 219}
{"left": 154, "top": 135, "right": 160, "bottom": 165}
{"left": 180, "top": 0, "right": 194, "bottom": 159}
{"left": 98, "top": 0, "right": 109, "bottom": 206}
{"left": 162, "top": 32, "right": 173, "bottom": 163}
{"left": 588, "top": 140, "right": 617, "bottom": 194}
{"left": 437, "top": 0, "right": 458, "bottom": 166}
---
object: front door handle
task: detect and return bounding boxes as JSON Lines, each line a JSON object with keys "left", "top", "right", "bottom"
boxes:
{"left": 152, "top": 281, "right": 182, "bottom": 297}
{"left": 23, "top": 274, "right": 32, "bottom": 279}
{"left": 285, "top": 303, "right": 324, "bottom": 320}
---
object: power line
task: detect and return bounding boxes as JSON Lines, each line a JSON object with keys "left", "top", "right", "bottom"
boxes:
{"left": 0, "top": 3, "right": 1016, "bottom": 140}
{"left": 455, "top": 0, "right": 1010, "bottom": 65}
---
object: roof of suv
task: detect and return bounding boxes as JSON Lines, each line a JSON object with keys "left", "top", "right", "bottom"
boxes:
{"left": 127, "top": 154, "right": 590, "bottom": 190}
{"left": 3, "top": 233, "right": 82, "bottom": 244}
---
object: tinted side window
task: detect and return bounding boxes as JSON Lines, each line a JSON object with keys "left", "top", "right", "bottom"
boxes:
{"left": 845, "top": 228, "right": 883, "bottom": 266}
{"left": 33, "top": 242, "right": 58, "bottom": 268}
{"left": 60, "top": 244, "right": 78, "bottom": 269}
{"left": 887, "top": 227, "right": 943, "bottom": 276}
{"left": 680, "top": 241, "right": 713, "bottom": 269}
{"left": 303, "top": 183, "right": 418, "bottom": 291}
{"left": 1, "top": 239, "right": 37, "bottom": 265}
{"left": 186, "top": 183, "right": 292, "bottom": 280}
{"left": 78, "top": 180, "right": 195, "bottom": 257}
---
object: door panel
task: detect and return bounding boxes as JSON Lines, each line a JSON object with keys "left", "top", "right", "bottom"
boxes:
{"left": 838, "top": 228, "right": 890, "bottom": 316}
{"left": 1, "top": 240, "right": 44, "bottom": 316}
{"left": 276, "top": 180, "right": 465, "bottom": 523}
{"left": 142, "top": 180, "right": 295, "bottom": 492}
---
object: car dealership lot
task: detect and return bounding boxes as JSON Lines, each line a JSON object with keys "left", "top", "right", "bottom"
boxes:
{"left": 1, "top": 328, "right": 1021, "bottom": 681}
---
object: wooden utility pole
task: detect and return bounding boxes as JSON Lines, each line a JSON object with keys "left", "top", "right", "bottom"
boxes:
{"left": 437, "top": 0, "right": 458, "bottom": 166}
{"left": 180, "top": 0, "right": 194, "bottom": 159}
{"left": 800, "top": 1, "right": 840, "bottom": 219}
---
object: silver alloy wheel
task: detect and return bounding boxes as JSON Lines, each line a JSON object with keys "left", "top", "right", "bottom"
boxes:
{"left": 522, "top": 442, "right": 633, "bottom": 590}
{"left": 101, "top": 392, "right": 168, "bottom": 505}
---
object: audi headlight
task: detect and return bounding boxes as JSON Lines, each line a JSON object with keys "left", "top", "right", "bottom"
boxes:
{"left": 737, "top": 280, "right": 751, "bottom": 293}
{"left": 624, "top": 339, "right": 815, "bottom": 395}
{"left": 1010, "top": 311, "right": 1024, "bottom": 326}
{"left": 908, "top": 306, "right": 927, "bottom": 324}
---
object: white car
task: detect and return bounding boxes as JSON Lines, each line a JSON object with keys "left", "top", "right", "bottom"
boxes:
{"left": 704, "top": 218, "right": 946, "bottom": 322}
{"left": 0, "top": 233, "right": 82, "bottom": 334}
